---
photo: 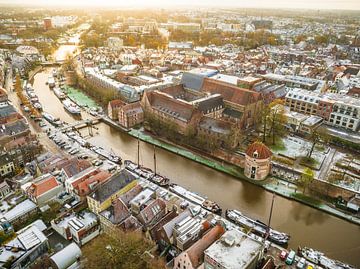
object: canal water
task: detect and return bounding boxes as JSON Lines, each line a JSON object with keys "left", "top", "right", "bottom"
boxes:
{"left": 32, "top": 68, "right": 360, "bottom": 266}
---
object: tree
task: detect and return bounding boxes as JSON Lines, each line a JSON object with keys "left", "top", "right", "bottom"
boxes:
{"left": 300, "top": 168, "right": 314, "bottom": 194}
{"left": 268, "top": 100, "right": 287, "bottom": 145}
{"left": 307, "top": 128, "right": 329, "bottom": 158}
{"left": 82, "top": 232, "right": 165, "bottom": 269}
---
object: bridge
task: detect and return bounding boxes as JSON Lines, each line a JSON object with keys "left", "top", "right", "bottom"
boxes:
{"left": 40, "top": 61, "right": 61, "bottom": 67}
{"left": 59, "top": 117, "right": 101, "bottom": 134}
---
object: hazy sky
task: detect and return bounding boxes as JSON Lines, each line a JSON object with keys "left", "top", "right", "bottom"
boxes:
{"left": 1, "top": 0, "right": 360, "bottom": 10}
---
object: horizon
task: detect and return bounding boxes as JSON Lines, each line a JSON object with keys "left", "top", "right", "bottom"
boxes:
{"left": 0, "top": 0, "right": 360, "bottom": 11}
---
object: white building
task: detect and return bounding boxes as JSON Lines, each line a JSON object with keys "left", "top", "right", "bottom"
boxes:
{"left": 50, "top": 242, "right": 82, "bottom": 269}
{"left": 204, "top": 229, "right": 263, "bottom": 269}
{"left": 0, "top": 221, "right": 49, "bottom": 268}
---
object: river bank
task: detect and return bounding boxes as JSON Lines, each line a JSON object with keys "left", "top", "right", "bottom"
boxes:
{"left": 127, "top": 128, "right": 360, "bottom": 226}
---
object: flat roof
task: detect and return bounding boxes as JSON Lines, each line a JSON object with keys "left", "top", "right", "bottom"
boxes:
{"left": 205, "top": 229, "right": 262, "bottom": 269}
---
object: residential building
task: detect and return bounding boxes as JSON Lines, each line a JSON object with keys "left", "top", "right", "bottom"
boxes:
{"left": 285, "top": 88, "right": 360, "bottom": 131}
{"left": 155, "top": 209, "right": 191, "bottom": 248}
{"left": 137, "top": 198, "right": 166, "bottom": 228}
{"left": 0, "top": 181, "right": 11, "bottom": 199}
{"left": 99, "top": 198, "right": 131, "bottom": 232}
{"left": 61, "top": 158, "right": 92, "bottom": 180}
{"left": 87, "top": 170, "right": 137, "bottom": 214}
{"left": 26, "top": 174, "right": 63, "bottom": 206}
{"left": 64, "top": 167, "right": 111, "bottom": 199}
{"left": 204, "top": 229, "right": 263, "bottom": 269}
{"left": 51, "top": 211, "right": 100, "bottom": 246}
{"left": 86, "top": 68, "right": 139, "bottom": 103}
{"left": 3, "top": 199, "right": 37, "bottom": 225}
{"left": 262, "top": 73, "right": 326, "bottom": 93}
{"left": 244, "top": 142, "right": 272, "bottom": 180}
{"left": 130, "top": 188, "right": 155, "bottom": 215}
{"left": 173, "top": 216, "right": 211, "bottom": 251}
{"left": 173, "top": 225, "right": 225, "bottom": 269}
{"left": 0, "top": 221, "right": 49, "bottom": 269}
{"left": 0, "top": 153, "right": 15, "bottom": 177}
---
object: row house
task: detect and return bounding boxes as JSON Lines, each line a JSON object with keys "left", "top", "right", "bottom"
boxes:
{"left": 87, "top": 169, "right": 137, "bottom": 214}
{"left": 65, "top": 167, "right": 111, "bottom": 199}
{"left": 25, "top": 174, "right": 64, "bottom": 206}
{"left": 173, "top": 224, "right": 225, "bottom": 269}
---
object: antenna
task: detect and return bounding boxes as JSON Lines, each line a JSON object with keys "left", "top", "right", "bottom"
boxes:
{"left": 137, "top": 134, "right": 140, "bottom": 168}
{"left": 153, "top": 145, "right": 157, "bottom": 175}
{"left": 266, "top": 192, "right": 275, "bottom": 241}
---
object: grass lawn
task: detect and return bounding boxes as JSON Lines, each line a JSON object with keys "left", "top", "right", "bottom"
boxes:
{"left": 290, "top": 192, "right": 322, "bottom": 207}
{"left": 299, "top": 156, "right": 318, "bottom": 168}
{"left": 268, "top": 138, "right": 286, "bottom": 151}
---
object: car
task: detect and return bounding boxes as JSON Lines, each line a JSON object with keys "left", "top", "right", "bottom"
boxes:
{"left": 296, "top": 258, "right": 306, "bottom": 269}
{"left": 279, "top": 250, "right": 288, "bottom": 260}
{"left": 95, "top": 160, "right": 103, "bottom": 166}
{"left": 38, "top": 121, "right": 46, "bottom": 127}
{"left": 285, "top": 250, "right": 296, "bottom": 265}
{"left": 306, "top": 264, "right": 314, "bottom": 269}
{"left": 63, "top": 144, "right": 72, "bottom": 150}
{"left": 69, "top": 148, "right": 80, "bottom": 155}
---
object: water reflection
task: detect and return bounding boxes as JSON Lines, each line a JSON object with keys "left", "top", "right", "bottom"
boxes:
{"left": 32, "top": 68, "right": 360, "bottom": 267}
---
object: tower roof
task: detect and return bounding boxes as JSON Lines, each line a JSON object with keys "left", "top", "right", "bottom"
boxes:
{"left": 246, "top": 141, "right": 272, "bottom": 159}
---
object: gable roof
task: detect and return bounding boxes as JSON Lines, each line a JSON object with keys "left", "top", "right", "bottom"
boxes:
{"left": 62, "top": 159, "right": 92, "bottom": 178}
{"left": 146, "top": 91, "right": 197, "bottom": 123}
{"left": 27, "top": 175, "right": 60, "bottom": 198}
{"left": 90, "top": 170, "right": 137, "bottom": 203}
{"left": 181, "top": 71, "right": 209, "bottom": 91}
{"left": 201, "top": 78, "right": 262, "bottom": 106}
{"left": 139, "top": 198, "right": 166, "bottom": 225}
{"left": 186, "top": 225, "right": 225, "bottom": 268}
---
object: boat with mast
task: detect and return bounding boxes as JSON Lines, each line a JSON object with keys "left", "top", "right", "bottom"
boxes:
{"left": 225, "top": 194, "right": 290, "bottom": 246}
{"left": 124, "top": 139, "right": 169, "bottom": 187}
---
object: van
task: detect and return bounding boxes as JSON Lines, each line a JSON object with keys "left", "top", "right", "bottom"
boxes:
{"left": 286, "top": 250, "right": 296, "bottom": 265}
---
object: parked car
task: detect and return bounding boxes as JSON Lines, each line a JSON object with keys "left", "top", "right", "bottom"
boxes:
{"left": 279, "top": 250, "right": 288, "bottom": 260}
{"left": 69, "top": 148, "right": 80, "bottom": 155}
{"left": 306, "top": 264, "right": 314, "bottom": 269}
{"left": 296, "top": 258, "right": 306, "bottom": 269}
{"left": 285, "top": 250, "right": 296, "bottom": 265}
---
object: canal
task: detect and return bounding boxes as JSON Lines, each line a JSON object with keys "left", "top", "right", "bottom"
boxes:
{"left": 32, "top": 68, "right": 360, "bottom": 266}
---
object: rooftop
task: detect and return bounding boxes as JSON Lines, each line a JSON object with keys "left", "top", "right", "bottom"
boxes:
{"left": 90, "top": 170, "right": 137, "bottom": 203}
{"left": 204, "top": 229, "right": 263, "bottom": 269}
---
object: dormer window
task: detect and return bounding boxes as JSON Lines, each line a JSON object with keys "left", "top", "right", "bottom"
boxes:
{"left": 253, "top": 151, "right": 258, "bottom": 158}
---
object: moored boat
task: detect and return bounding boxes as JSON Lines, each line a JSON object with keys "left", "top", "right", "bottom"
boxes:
{"left": 299, "top": 247, "right": 356, "bottom": 269}
{"left": 48, "top": 76, "right": 55, "bottom": 88}
{"left": 93, "top": 147, "right": 122, "bottom": 164}
{"left": 63, "top": 98, "right": 81, "bottom": 115}
{"left": 225, "top": 209, "right": 290, "bottom": 245}
{"left": 169, "top": 183, "right": 222, "bottom": 215}
{"left": 53, "top": 87, "right": 66, "bottom": 100}
{"left": 42, "top": 112, "right": 61, "bottom": 127}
